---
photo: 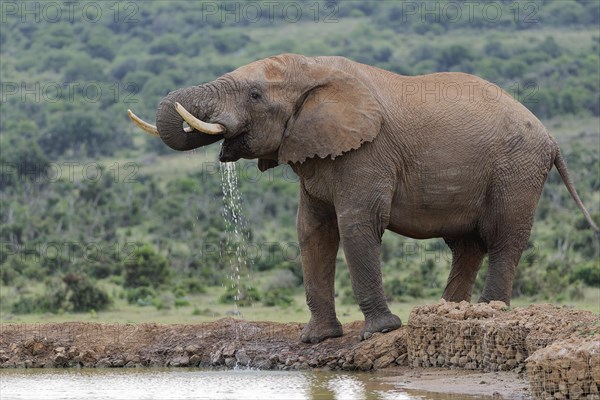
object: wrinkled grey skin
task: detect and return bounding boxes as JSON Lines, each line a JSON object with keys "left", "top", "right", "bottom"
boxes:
{"left": 151, "top": 54, "right": 598, "bottom": 344}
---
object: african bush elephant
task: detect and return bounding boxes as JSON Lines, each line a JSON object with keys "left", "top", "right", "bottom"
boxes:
{"left": 129, "top": 54, "right": 598, "bottom": 343}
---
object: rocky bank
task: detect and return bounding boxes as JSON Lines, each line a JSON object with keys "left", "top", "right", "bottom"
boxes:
{"left": 1, "top": 302, "right": 598, "bottom": 400}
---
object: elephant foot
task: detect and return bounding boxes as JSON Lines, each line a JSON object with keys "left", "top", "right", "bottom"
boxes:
{"left": 300, "top": 317, "right": 343, "bottom": 344}
{"left": 359, "top": 313, "right": 402, "bottom": 341}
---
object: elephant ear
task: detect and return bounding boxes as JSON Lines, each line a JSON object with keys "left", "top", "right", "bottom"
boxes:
{"left": 278, "top": 62, "right": 382, "bottom": 164}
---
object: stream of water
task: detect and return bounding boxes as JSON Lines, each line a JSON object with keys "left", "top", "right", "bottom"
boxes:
{"left": 220, "top": 162, "right": 254, "bottom": 331}
{"left": 0, "top": 368, "right": 491, "bottom": 400}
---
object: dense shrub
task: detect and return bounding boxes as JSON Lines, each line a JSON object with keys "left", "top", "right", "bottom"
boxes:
{"left": 262, "top": 288, "right": 294, "bottom": 307}
{"left": 219, "top": 284, "right": 261, "bottom": 307}
{"left": 63, "top": 273, "right": 112, "bottom": 312}
{"left": 126, "top": 286, "right": 157, "bottom": 305}
{"left": 124, "top": 244, "right": 171, "bottom": 289}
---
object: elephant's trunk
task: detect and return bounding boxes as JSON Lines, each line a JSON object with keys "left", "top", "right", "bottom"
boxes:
{"left": 156, "top": 85, "right": 224, "bottom": 151}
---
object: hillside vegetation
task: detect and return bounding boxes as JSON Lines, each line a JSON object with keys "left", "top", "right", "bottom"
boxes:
{"left": 0, "top": 1, "right": 598, "bottom": 320}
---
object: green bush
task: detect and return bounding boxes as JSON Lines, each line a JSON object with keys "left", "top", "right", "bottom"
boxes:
{"left": 63, "top": 273, "right": 111, "bottom": 312}
{"left": 153, "top": 293, "right": 175, "bottom": 310}
{"left": 181, "top": 278, "right": 207, "bottom": 294}
{"left": 124, "top": 244, "right": 171, "bottom": 288}
{"left": 262, "top": 288, "right": 294, "bottom": 307}
{"left": 11, "top": 296, "right": 42, "bottom": 314}
{"left": 573, "top": 262, "right": 600, "bottom": 287}
{"left": 384, "top": 278, "right": 406, "bottom": 301}
{"left": 219, "top": 284, "right": 260, "bottom": 307}
{"left": 126, "top": 286, "right": 157, "bottom": 305}
{"left": 340, "top": 287, "right": 356, "bottom": 305}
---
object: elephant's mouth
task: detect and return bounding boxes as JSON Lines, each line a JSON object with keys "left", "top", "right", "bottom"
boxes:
{"left": 219, "top": 133, "right": 249, "bottom": 162}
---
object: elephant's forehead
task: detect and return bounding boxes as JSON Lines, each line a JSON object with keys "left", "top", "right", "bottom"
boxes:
{"left": 230, "top": 60, "right": 284, "bottom": 83}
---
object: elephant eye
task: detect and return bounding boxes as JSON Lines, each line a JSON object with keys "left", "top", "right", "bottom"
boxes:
{"left": 249, "top": 90, "right": 262, "bottom": 101}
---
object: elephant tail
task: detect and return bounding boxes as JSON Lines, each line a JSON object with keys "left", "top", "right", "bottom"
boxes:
{"left": 554, "top": 149, "right": 600, "bottom": 237}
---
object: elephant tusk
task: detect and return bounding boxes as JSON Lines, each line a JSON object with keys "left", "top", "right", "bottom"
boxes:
{"left": 127, "top": 109, "right": 159, "bottom": 137}
{"left": 174, "top": 102, "right": 225, "bottom": 135}
{"left": 129, "top": 109, "right": 205, "bottom": 136}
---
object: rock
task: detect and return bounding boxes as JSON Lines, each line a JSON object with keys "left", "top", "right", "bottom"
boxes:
{"left": 569, "top": 384, "right": 583, "bottom": 399}
{"left": 341, "top": 361, "right": 354, "bottom": 370}
{"left": 252, "top": 357, "right": 272, "bottom": 370}
{"left": 112, "top": 359, "right": 125, "bottom": 367}
{"left": 169, "top": 355, "right": 189, "bottom": 367}
{"left": 225, "top": 357, "right": 236, "bottom": 368}
{"left": 68, "top": 346, "right": 78, "bottom": 354}
{"left": 32, "top": 342, "right": 45, "bottom": 355}
{"left": 395, "top": 354, "right": 408, "bottom": 366}
{"left": 222, "top": 343, "right": 236, "bottom": 358}
{"left": 54, "top": 347, "right": 65, "bottom": 354}
{"left": 558, "top": 381, "right": 568, "bottom": 394}
{"left": 96, "top": 358, "right": 112, "bottom": 368}
{"left": 353, "top": 354, "right": 373, "bottom": 371}
{"left": 185, "top": 345, "right": 200, "bottom": 355}
{"left": 53, "top": 352, "right": 68, "bottom": 367}
{"left": 489, "top": 301, "right": 508, "bottom": 311}
{"left": 268, "top": 354, "right": 280, "bottom": 364}
{"left": 189, "top": 354, "right": 201, "bottom": 366}
{"left": 79, "top": 350, "right": 98, "bottom": 366}
{"left": 125, "top": 354, "right": 140, "bottom": 364}
{"left": 235, "top": 349, "right": 250, "bottom": 366}
{"left": 515, "top": 352, "right": 524, "bottom": 363}
{"left": 447, "top": 310, "right": 466, "bottom": 320}
{"left": 373, "top": 354, "right": 395, "bottom": 369}
{"left": 210, "top": 349, "right": 223, "bottom": 365}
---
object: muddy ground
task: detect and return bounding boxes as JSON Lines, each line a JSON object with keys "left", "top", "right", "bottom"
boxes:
{"left": 1, "top": 303, "right": 598, "bottom": 399}
{"left": 0, "top": 319, "right": 406, "bottom": 370}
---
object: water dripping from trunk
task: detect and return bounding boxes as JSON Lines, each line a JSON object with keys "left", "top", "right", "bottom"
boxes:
{"left": 220, "top": 162, "right": 254, "bottom": 339}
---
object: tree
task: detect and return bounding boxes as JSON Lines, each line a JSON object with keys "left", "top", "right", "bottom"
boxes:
{"left": 63, "top": 273, "right": 112, "bottom": 312}
{"left": 124, "top": 244, "right": 171, "bottom": 288}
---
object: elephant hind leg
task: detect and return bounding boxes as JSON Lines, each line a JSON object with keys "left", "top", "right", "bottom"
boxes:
{"left": 479, "top": 227, "right": 532, "bottom": 305}
{"left": 442, "top": 236, "right": 487, "bottom": 303}
{"left": 478, "top": 177, "right": 541, "bottom": 305}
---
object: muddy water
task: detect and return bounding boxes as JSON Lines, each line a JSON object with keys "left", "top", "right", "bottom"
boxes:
{"left": 0, "top": 368, "right": 492, "bottom": 400}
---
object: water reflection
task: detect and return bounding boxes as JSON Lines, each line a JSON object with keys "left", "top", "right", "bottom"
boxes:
{"left": 0, "top": 368, "right": 492, "bottom": 400}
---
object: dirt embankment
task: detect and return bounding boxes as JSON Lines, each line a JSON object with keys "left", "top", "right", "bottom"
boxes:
{"left": 1, "top": 302, "right": 598, "bottom": 399}
{"left": 0, "top": 319, "right": 406, "bottom": 370}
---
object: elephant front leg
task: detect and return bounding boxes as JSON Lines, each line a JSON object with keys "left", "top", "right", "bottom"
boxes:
{"left": 338, "top": 214, "right": 402, "bottom": 340}
{"left": 298, "top": 194, "right": 343, "bottom": 343}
